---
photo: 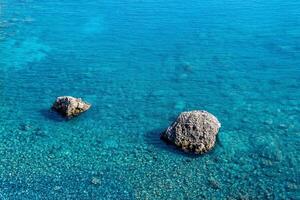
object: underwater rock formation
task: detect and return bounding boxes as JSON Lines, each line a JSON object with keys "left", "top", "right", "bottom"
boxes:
{"left": 161, "top": 110, "right": 221, "bottom": 154}
{"left": 52, "top": 96, "right": 91, "bottom": 118}
{"left": 1, "top": 37, "right": 51, "bottom": 70}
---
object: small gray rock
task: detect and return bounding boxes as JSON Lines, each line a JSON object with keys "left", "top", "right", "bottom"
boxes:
{"left": 161, "top": 110, "right": 221, "bottom": 154}
{"left": 52, "top": 96, "right": 91, "bottom": 118}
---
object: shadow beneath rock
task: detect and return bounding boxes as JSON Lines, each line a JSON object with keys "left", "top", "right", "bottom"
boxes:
{"left": 144, "top": 128, "right": 205, "bottom": 158}
{"left": 39, "top": 109, "right": 65, "bottom": 122}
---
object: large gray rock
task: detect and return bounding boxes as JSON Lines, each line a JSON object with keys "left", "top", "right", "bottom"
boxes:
{"left": 161, "top": 110, "right": 221, "bottom": 154}
{"left": 52, "top": 96, "right": 91, "bottom": 118}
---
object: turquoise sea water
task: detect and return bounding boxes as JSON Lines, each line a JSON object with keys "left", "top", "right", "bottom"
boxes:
{"left": 0, "top": 0, "right": 300, "bottom": 199}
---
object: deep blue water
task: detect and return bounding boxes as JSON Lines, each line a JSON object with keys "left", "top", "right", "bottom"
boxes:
{"left": 0, "top": 0, "right": 300, "bottom": 199}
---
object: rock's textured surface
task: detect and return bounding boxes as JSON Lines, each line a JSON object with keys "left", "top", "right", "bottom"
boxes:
{"left": 161, "top": 110, "right": 221, "bottom": 154}
{"left": 52, "top": 96, "right": 91, "bottom": 118}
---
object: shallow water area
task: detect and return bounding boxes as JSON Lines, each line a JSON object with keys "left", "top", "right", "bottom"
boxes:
{"left": 0, "top": 0, "right": 299, "bottom": 199}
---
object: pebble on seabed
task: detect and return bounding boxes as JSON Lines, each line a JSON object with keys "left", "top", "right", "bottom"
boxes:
{"left": 263, "top": 119, "right": 273, "bottom": 125}
{"left": 53, "top": 186, "right": 62, "bottom": 191}
{"left": 91, "top": 177, "right": 101, "bottom": 185}
{"left": 208, "top": 178, "right": 220, "bottom": 189}
{"left": 19, "top": 123, "right": 30, "bottom": 131}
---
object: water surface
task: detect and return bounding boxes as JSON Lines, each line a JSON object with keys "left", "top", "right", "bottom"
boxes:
{"left": 0, "top": 0, "right": 299, "bottom": 199}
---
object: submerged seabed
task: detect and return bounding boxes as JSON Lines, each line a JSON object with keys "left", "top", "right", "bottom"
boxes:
{"left": 0, "top": 0, "right": 299, "bottom": 199}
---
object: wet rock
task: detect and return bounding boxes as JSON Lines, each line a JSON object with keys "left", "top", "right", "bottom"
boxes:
{"left": 52, "top": 96, "right": 91, "bottom": 118}
{"left": 161, "top": 110, "right": 221, "bottom": 154}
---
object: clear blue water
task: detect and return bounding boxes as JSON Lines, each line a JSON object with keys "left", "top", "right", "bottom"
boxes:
{"left": 0, "top": 0, "right": 300, "bottom": 199}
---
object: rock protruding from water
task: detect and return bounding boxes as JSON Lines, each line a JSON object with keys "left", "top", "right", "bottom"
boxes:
{"left": 52, "top": 96, "right": 91, "bottom": 118}
{"left": 161, "top": 110, "right": 221, "bottom": 154}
